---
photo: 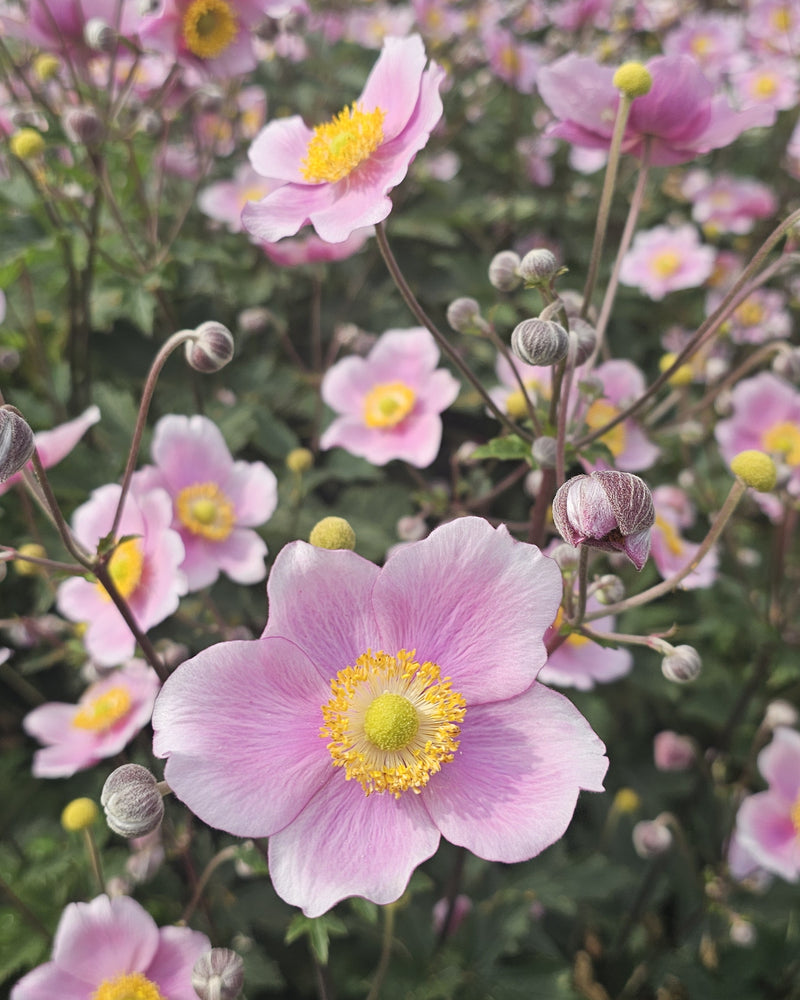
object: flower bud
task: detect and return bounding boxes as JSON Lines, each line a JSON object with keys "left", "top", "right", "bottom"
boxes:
{"left": 569, "top": 318, "right": 597, "bottom": 366}
{"left": 488, "top": 250, "right": 521, "bottom": 291}
{"left": 285, "top": 448, "right": 312, "bottom": 475}
{"left": 10, "top": 128, "right": 45, "bottom": 160}
{"left": 729, "top": 918, "right": 757, "bottom": 948}
{"left": 61, "top": 797, "right": 99, "bottom": 832}
{"left": 396, "top": 515, "right": 427, "bottom": 542}
{"left": 661, "top": 644, "right": 702, "bottom": 683}
{"left": 192, "top": 948, "right": 244, "bottom": 1000}
{"left": 762, "top": 699, "right": 799, "bottom": 731}
{"left": 137, "top": 109, "right": 164, "bottom": 137}
{"left": 653, "top": 731, "right": 696, "bottom": 771}
{"left": 185, "top": 322, "right": 234, "bottom": 373}
{"left": 101, "top": 764, "right": 165, "bottom": 838}
{"left": 84, "top": 17, "right": 116, "bottom": 52}
{"left": 613, "top": 62, "right": 653, "bottom": 99}
{"left": 432, "top": 894, "right": 472, "bottom": 938}
{"left": 511, "top": 318, "right": 569, "bottom": 367}
{"left": 308, "top": 516, "right": 356, "bottom": 550}
{"left": 552, "top": 471, "right": 655, "bottom": 570}
{"left": 518, "top": 248, "right": 559, "bottom": 285}
{"left": 632, "top": 818, "right": 673, "bottom": 858}
{"left": 0, "top": 406, "right": 35, "bottom": 482}
{"left": 592, "top": 574, "right": 624, "bottom": 605}
{"left": 237, "top": 306, "right": 272, "bottom": 335}
{"left": 548, "top": 542, "right": 580, "bottom": 572}
{"left": 531, "top": 435, "right": 557, "bottom": 468}
{"left": 446, "top": 297, "right": 488, "bottom": 335}
{"left": 63, "top": 107, "right": 104, "bottom": 147}
{"left": 772, "top": 346, "right": 800, "bottom": 380}
{"left": 730, "top": 450, "right": 777, "bottom": 492}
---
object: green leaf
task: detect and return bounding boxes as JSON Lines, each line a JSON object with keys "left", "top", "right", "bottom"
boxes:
{"left": 470, "top": 435, "right": 531, "bottom": 461}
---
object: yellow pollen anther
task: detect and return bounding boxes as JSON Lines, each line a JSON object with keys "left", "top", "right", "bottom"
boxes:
{"left": 753, "top": 74, "right": 778, "bottom": 99}
{"left": 363, "top": 381, "right": 416, "bottom": 429}
{"left": 655, "top": 514, "right": 684, "bottom": 557}
{"left": 321, "top": 649, "right": 466, "bottom": 798}
{"left": 92, "top": 971, "right": 166, "bottom": 1000}
{"left": 301, "top": 103, "right": 385, "bottom": 184}
{"left": 771, "top": 6, "right": 792, "bottom": 32}
{"left": 585, "top": 399, "right": 627, "bottom": 458}
{"left": 690, "top": 34, "right": 711, "bottom": 55}
{"left": 651, "top": 249, "right": 681, "bottom": 278}
{"left": 97, "top": 538, "right": 144, "bottom": 601}
{"left": 731, "top": 450, "right": 778, "bottom": 492}
{"left": 182, "top": 0, "right": 238, "bottom": 60}
{"left": 734, "top": 298, "right": 765, "bottom": 327}
{"left": 73, "top": 686, "right": 132, "bottom": 731}
{"left": 176, "top": 482, "right": 235, "bottom": 540}
{"left": 762, "top": 422, "right": 800, "bottom": 467}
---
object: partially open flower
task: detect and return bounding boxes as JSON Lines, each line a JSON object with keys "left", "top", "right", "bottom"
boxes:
{"left": 552, "top": 471, "right": 655, "bottom": 570}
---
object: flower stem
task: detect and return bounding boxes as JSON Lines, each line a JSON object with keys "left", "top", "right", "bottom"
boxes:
{"left": 365, "top": 902, "right": 398, "bottom": 1000}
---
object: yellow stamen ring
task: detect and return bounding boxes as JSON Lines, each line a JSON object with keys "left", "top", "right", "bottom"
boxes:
{"left": 73, "top": 686, "right": 132, "bottom": 731}
{"left": 182, "top": 0, "right": 238, "bottom": 60}
{"left": 96, "top": 538, "right": 144, "bottom": 602}
{"left": 301, "top": 103, "right": 385, "bottom": 184}
{"left": 321, "top": 649, "right": 466, "bottom": 798}
{"left": 363, "top": 381, "right": 416, "bottom": 429}
{"left": 92, "top": 971, "right": 166, "bottom": 1000}
{"left": 176, "top": 482, "right": 236, "bottom": 541}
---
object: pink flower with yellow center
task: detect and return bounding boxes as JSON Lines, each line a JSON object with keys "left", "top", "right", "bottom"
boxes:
{"left": 619, "top": 224, "right": 716, "bottom": 301}
{"left": 242, "top": 34, "right": 445, "bottom": 244}
{"left": 581, "top": 360, "right": 659, "bottom": 473}
{"left": 136, "top": 414, "right": 277, "bottom": 591}
{"left": 152, "top": 516, "right": 608, "bottom": 916}
{"left": 10, "top": 894, "right": 209, "bottom": 1000}
{"left": 540, "top": 602, "right": 632, "bottom": 691}
{"left": 650, "top": 485, "right": 718, "bottom": 589}
{"left": 22, "top": 660, "right": 160, "bottom": 778}
{"left": 319, "top": 326, "right": 460, "bottom": 468}
{"left": 56, "top": 482, "right": 187, "bottom": 667}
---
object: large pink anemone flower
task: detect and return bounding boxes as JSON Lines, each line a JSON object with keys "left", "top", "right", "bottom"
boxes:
{"left": 10, "top": 893, "right": 209, "bottom": 1000}
{"left": 23, "top": 659, "right": 160, "bottom": 778}
{"left": 242, "top": 33, "right": 445, "bottom": 243}
{"left": 152, "top": 516, "right": 608, "bottom": 917}
{"left": 319, "top": 326, "right": 460, "bottom": 468}
{"left": 136, "top": 414, "right": 277, "bottom": 590}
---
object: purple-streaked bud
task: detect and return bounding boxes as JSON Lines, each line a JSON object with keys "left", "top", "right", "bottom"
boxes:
{"left": 192, "top": 948, "right": 244, "bottom": 1000}
{"left": 511, "top": 318, "right": 569, "bottom": 367}
{"left": 63, "top": 107, "right": 104, "bottom": 147}
{"left": 517, "top": 248, "right": 559, "bottom": 285}
{"left": 653, "top": 731, "right": 696, "bottom": 772}
{"left": 661, "top": 644, "right": 702, "bottom": 683}
{"left": 632, "top": 818, "right": 673, "bottom": 858}
{"left": 101, "top": 764, "right": 164, "bottom": 838}
{"left": 488, "top": 250, "right": 521, "bottom": 291}
{"left": 0, "top": 406, "right": 35, "bottom": 482}
{"left": 531, "top": 435, "right": 557, "bottom": 468}
{"left": 446, "top": 297, "right": 488, "bottom": 335}
{"left": 552, "top": 471, "right": 655, "bottom": 570}
{"left": 570, "top": 317, "right": 597, "bottom": 365}
{"left": 185, "top": 322, "right": 234, "bottom": 373}
{"left": 84, "top": 17, "right": 116, "bottom": 52}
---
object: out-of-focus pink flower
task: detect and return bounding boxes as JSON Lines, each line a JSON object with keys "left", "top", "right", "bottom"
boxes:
{"left": 651, "top": 485, "right": 718, "bottom": 589}
{"left": 681, "top": 169, "right": 778, "bottom": 235}
{"left": 0, "top": 405, "right": 100, "bottom": 498}
{"left": 619, "top": 224, "right": 716, "bottom": 301}
{"left": 731, "top": 58, "right": 799, "bottom": 113}
{"left": 319, "top": 327, "right": 459, "bottom": 468}
{"left": 540, "top": 599, "right": 632, "bottom": 690}
{"left": 261, "top": 227, "right": 373, "bottom": 266}
{"left": 489, "top": 352, "right": 553, "bottom": 421}
{"left": 483, "top": 27, "right": 540, "bottom": 95}
{"left": 242, "top": 34, "right": 445, "bottom": 243}
{"left": 712, "top": 287, "right": 791, "bottom": 345}
{"left": 662, "top": 13, "right": 743, "bottom": 83}
{"left": 10, "top": 894, "right": 209, "bottom": 1000}
{"left": 23, "top": 660, "right": 160, "bottom": 778}
{"left": 152, "top": 516, "right": 607, "bottom": 916}
{"left": 198, "top": 164, "right": 279, "bottom": 233}
{"left": 56, "top": 482, "right": 187, "bottom": 666}
{"left": 581, "top": 360, "right": 660, "bottom": 473}
{"left": 136, "top": 414, "right": 277, "bottom": 591}
{"left": 412, "top": 0, "right": 468, "bottom": 43}
{"left": 732, "top": 727, "right": 800, "bottom": 881}
{"left": 547, "top": 0, "right": 613, "bottom": 30}
{"left": 654, "top": 730, "right": 696, "bottom": 771}
{"left": 538, "top": 54, "right": 775, "bottom": 167}
{"left": 746, "top": 0, "right": 799, "bottom": 56}
{"left": 432, "top": 894, "right": 472, "bottom": 937}
{"left": 0, "top": 0, "right": 142, "bottom": 58}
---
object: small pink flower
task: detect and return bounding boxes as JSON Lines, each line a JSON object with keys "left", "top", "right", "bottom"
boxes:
{"left": 57, "top": 482, "right": 187, "bottom": 666}
{"left": 619, "top": 224, "right": 716, "bottom": 301}
{"left": 681, "top": 169, "right": 778, "bottom": 235}
{"left": 482, "top": 27, "right": 540, "bottom": 94}
{"left": 242, "top": 34, "right": 445, "bottom": 243}
{"left": 708, "top": 287, "right": 791, "bottom": 345}
{"left": 261, "top": 227, "right": 373, "bottom": 267}
{"left": 0, "top": 0, "right": 143, "bottom": 58}
{"left": 746, "top": 0, "right": 799, "bottom": 56}
{"left": 731, "top": 58, "right": 799, "bottom": 113}
{"left": 540, "top": 597, "right": 632, "bottom": 690}
{"left": 654, "top": 730, "right": 696, "bottom": 772}
{"left": 22, "top": 660, "right": 160, "bottom": 778}
{"left": 152, "top": 517, "right": 607, "bottom": 917}
{"left": 137, "top": 414, "right": 277, "bottom": 591}
{"left": 10, "top": 893, "right": 209, "bottom": 1000}
{"left": 650, "top": 485, "right": 718, "bottom": 589}
{"left": 0, "top": 406, "right": 100, "bottom": 497}
{"left": 198, "top": 163, "right": 279, "bottom": 233}
{"left": 662, "top": 13, "right": 743, "bottom": 83}
{"left": 732, "top": 727, "right": 800, "bottom": 881}
{"left": 581, "top": 360, "right": 660, "bottom": 473}
{"left": 319, "top": 327, "right": 459, "bottom": 468}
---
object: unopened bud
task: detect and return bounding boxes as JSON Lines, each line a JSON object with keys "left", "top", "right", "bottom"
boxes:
{"left": 101, "top": 764, "right": 165, "bottom": 838}
{"left": 0, "top": 406, "right": 35, "bottom": 482}
{"left": 185, "top": 322, "right": 234, "bottom": 373}
{"left": 237, "top": 306, "right": 272, "bottom": 335}
{"left": 309, "top": 516, "right": 356, "bottom": 550}
{"left": 137, "top": 109, "right": 164, "bottom": 137}
{"left": 9, "top": 128, "right": 45, "bottom": 160}
{"left": 446, "top": 297, "right": 488, "bottom": 335}
{"left": 511, "top": 318, "right": 569, "bottom": 367}
{"left": 548, "top": 543, "right": 580, "bottom": 572}
{"left": 729, "top": 918, "right": 757, "bottom": 948}
{"left": 488, "top": 250, "right": 522, "bottom": 292}
{"left": 653, "top": 731, "right": 696, "bottom": 771}
{"left": 84, "top": 17, "right": 116, "bottom": 52}
{"left": 592, "top": 574, "right": 624, "bottom": 605}
{"left": 531, "top": 435, "right": 557, "bottom": 468}
{"left": 285, "top": 447, "right": 313, "bottom": 474}
{"left": 432, "top": 894, "right": 472, "bottom": 938}
{"left": 762, "top": 699, "right": 799, "bottom": 731}
{"left": 730, "top": 450, "right": 777, "bottom": 492}
{"left": 632, "top": 818, "right": 673, "bottom": 858}
{"left": 518, "top": 248, "right": 559, "bottom": 285}
{"left": 61, "top": 797, "right": 99, "bottom": 832}
{"left": 396, "top": 515, "right": 427, "bottom": 542}
{"left": 192, "top": 948, "right": 245, "bottom": 1000}
{"left": 569, "top": 318, "right": 597, "bottom": 365}
{"left": 63, "top": 107, "right": 104, "bottom": 147}
{"left": 661, "top": 644, "right": 702, "bottom": 683}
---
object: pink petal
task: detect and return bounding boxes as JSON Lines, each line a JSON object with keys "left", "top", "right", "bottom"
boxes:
{"left": 758, "top": 727, "right": 800, "bottom": 803}
{"left": 248, "top": 115, "right": 315, "bottom": 183}
{"left": 9, "top": 962, "right": 90, "bottom": 1000}
{"left": 242, "top": 182, "right": 336, "bottom": 243}
{"left": 147, "top": 927, "right": 212, "bottom": 1000}
{"left": 34, "top": 405, "right": 100, "bottom": 469}
{"left": 359, "top": 34, "right": 428, "bottom": 141}
{"left": 150, "top": 415, "right": 233, "bottom": 492}
{"left": 225, "top": 460, "right": 278, "bottom": 526}
{"left": 213, "top": 527, "right": 268, "bottom": 585}
{"left": 736, "top": 791, "right": 800, "bottom": 881}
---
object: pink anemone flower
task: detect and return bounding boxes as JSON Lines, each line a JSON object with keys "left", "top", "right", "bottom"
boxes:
{"left": 0, "top": 405, "right": 100, "bottom": 497}
{"left": 319, "top": 326, "right": 459, "bottom": 468}
{"left": 732, "top": 727, "right": 800, "bottom": 882}
{"left": 242, "top": 33, "right": 445, "bottom": 244}
{"left": 650, "top": 485, "right": 718, "bottom": 589}
{"left": 619, "top": 224, "right": 716, "bottom": 301}
{"left": 580, "top": 360, "right": 660, "bottom": 473}
{"left": 0, "top": 0, "right": 143, "bottom": 57}
{"left": 152, "top": 516, "right": 608, "bottom": 917}
{"left": 56, "top": 482, "right": 187, "bottom": 667}
{"left": 22, "top": 659, "right": 160, "bottom": 778}
{"left": 10, "top": 893, "right": 209, "bottom": 1000}
{"left": 136, "top": 414, "right": 277, "bottom": 591}
{"left": 540, "top": 598, "right": 632, "bottom": 690}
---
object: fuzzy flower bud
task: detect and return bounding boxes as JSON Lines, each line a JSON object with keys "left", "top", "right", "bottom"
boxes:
{"left": 10, "top": 128, "right": 45, "bottom": 160}
{"left": 0, "top": 406, "right": 35, "bottom": 482}
{"left": 569, "top": 318, "right": 597, "bottom": 366}
{"left": 192, "top": 948, "right": 245, "bottom": 1000}
{"left": 84, "top": 17, "right": 116, "bottom": 52}
{"left": 285, "top": 448, "right": 313, "bottom": 474}
{"left": 63, "top": 107, "right": 104, "bottom": 147}
{"left": 531, "top": 435, "right": 557, "bottom": 468}
{"left": 592, "top": 574, "right": 625, "bottom": 605}
{"left": 661, "top": 644, "right": 702, "bottom": 683}
{"left": 548, "top": 543, "right": 580, "bottom": 573}
{"left": 552, "top": 470, "right": 655, "bottom": 570}
{"left": 61, "top": 797, "right": 99, "bottom": 832}
{"left": 653, "top": 731, "right": 696, "bottom": 771}
{"left": 730, "top": 450, "right": 777, "bottom": 492}
{"left": 101, "top": 764, "right": 165, "bottom": 838}
{"left": 518, "top": 248, "right": 559, "bottom": 285}
{"left": 511, "top": 318, "right": 569, "bottom": 367}
{"left": 613, "top": 61, "right": 653, "bottom": 98}
{"left": 446, "top": 297, "right": 489, "bottom": 335}
{"left": 237, "top": 306, "right": 272, "bottom": 335}
{"left": 488, "top": 250, "right": 522, "bottom": 292}
{"left": 185, "top": 322, "right": 234, "bottom": 373}
{"left": 432, "top": 894, "right": 472, "bottom": 938}
{"left": 762, "top": 699, "right": 799, "bottom": 731}
{"left": 632, "top": 818, "right": 673, "bottom": 858}
{"left": 309, "top": 516, "right": 356, "bottom": 550}
{"left": 396, "top": 515, "right": 428, "bottom": 542}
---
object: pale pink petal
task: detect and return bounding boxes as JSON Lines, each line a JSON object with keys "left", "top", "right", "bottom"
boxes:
{"left": 359, "top": 34, "right": 428, "bottom": 141}
{"left": 418, "top": 368, "right": 460, "bottom": 412}
{"left": 366, "top": 327, "right": 440, "bottom": 384}
{"left": 214, "top": 528, "right": 268, "bottom": 585}
{"left": 225, "top": 460, "right": 278, "bottom": 526}
{"left": 153, "top": 638, "right": 332, "bottom": 837}
{"left": 151, "top": 415, "right": 232, "bottom": 492}
{"left": 757, "top": 727, "right": 800, "bottom": 804}
{"left": 308, "top": 177, "right": 394, "bottom": 243}
{"left": 248, "top": 115, "right": 315, "bottom": 183}
{"left": 242, "top": 182, "right": 336, "bottom": 243}
{"left": 10, "top": 961, "right": 90, "bottom": 1000}
{"left": 22, "top": 703, "right": 77, "bottom": 744}
{"left": 147, "top": 927, "right": 212, "bottom": 1000}
{"left": 34, "top": 405, "right": 100, "bottom": 469}
{"left": 268, "top": 774, "right": 440, "bottom": 917}
{"left": 321, "top": 411, "right": 444, "bottom": 467}
{"left": 736, "top": 791, "right": 800, "bottom": 881}
{"left": 321, "top": 356, "right": 375, "bottom": 415}
{"left": 423, "top": 683, "right": 607, "bottom": 862}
